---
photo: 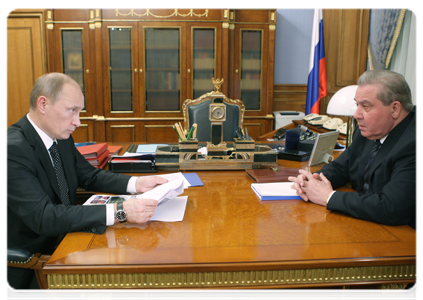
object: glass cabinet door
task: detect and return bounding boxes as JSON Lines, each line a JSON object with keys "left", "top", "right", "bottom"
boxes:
{"left": 144, "top": 27, "right": 181, "bottom": 111}
{"left": 61, "top": 29, "right": 86, "bottom": 97}
{"left": 108, "top": 27, "right": 133, "bottom": 112}
{"left": 192, "top": 28, "right": 216, "bottom": 99}
{"left": 240, "top": 30, "right": 262, "bottom": 110}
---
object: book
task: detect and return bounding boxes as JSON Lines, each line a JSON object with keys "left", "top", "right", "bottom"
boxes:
{"left": 246, "top": 168, "right": 300, "bottom": 183}
{"left": 251, "top": 182, "right": 302, "bottom": 201}
{"left": 108, "top": 145, "right": 123, "bottom": 155}
{"left": 87, "top": 149, "right": 110, "bottom": 166}
{"left": 77, "top": 143, "right": 108, "bottom": 159}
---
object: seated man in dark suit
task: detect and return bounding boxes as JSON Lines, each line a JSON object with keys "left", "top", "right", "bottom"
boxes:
{"left": 8, "top": 73, "right": 168, "bottom": 289}
{"left": 289, "top": 70, "right": 415, "bottom": 228}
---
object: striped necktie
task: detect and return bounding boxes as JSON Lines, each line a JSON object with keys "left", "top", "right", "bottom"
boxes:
{"left": 363, "top": 139, "right": 381, "bottom": 194}
{"left": 49, "top": 142, "right": 71, "bottom": 207}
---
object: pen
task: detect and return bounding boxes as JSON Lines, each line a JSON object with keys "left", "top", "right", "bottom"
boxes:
{"left": 172, "top": 125, "right": 183, "bottom": 140}
{"left": 186, "top": 125, "right": 195, "bottom": 140}
{"left": 192, "top": 123, "right": 197, "bottom": 139}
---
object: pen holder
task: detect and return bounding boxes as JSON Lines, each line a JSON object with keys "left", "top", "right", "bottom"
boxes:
{"left": 178, "top": 138, "right": 198, "bottom": 152}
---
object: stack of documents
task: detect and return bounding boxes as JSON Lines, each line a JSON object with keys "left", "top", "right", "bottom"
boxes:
{"left": 251, "top": 182, "right": 302, "bottom": 200}
{"left": 77, "top": 143, "right": 122, "bottom": 169}
{"left": 83, "top": 172, "right": 203, "bottom": 222}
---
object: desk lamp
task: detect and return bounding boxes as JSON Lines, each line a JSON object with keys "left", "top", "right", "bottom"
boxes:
{"left": 326, "top": 85, "right": 358, "bottom": 148}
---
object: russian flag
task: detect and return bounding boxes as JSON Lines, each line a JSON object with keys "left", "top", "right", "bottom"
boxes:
{"left": 305, "top": 9, "right": 327, "bottom": 115}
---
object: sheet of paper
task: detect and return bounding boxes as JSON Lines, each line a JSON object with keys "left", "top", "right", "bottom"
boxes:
{"left": 144, "top": 172, "right": 191, "bottom": 189}
{"left": 137, "top": 178, "right": 184, "bottom": 205}
{"left": 150, "top": 196, "right": 188, "bottom": 222}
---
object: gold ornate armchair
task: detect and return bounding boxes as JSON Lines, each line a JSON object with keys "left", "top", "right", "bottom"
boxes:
{"left": 182, "top": 79, "right": 245, "bottom": 142}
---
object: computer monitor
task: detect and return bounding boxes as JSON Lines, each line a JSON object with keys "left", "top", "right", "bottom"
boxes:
{"left": 308, "top": 131, "right": 340, "bottom": 167}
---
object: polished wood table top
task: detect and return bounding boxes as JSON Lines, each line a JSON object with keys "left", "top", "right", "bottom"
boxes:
{"left": 44, "top": 148, "right": 416, "bottom": 289}
{"left": 48, "top": 171, "right": 415, "bottom": 266}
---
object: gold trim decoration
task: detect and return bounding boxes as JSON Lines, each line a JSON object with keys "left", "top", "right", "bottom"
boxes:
{"left": 222, "top": 22, "right": 229, "bottom": 29}
{"left": 8, "top": 254, "right": 34, "bottom": 266}
{"left": 212, "top": 78, "right": 224, "bottom": 92}
{"left": 46, "top": 24, "right": 54, "bottom": 30}
{"left": 269, "top": 25, "right": 276, "bottom": 31}
{"left": 385, "top": 9, "right": 406, "bottom": 68}
{"left": 379, "top": 283, "right": 407, "bottom": 294}
{"left": 115, "top": 9, "right": 208, "bottom": 19}
{"left": 47, "top": 264, "right": 416, "bottom": 289}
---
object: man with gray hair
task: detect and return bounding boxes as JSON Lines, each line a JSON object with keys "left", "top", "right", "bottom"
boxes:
{"left": 8, "top": 73, "right": 168, "bottom": 288}
{"left": 289, "top": 70, "right": 415, "bottom": 228}
{"left": 290, "top": 70, "right": 420, "bottom": 231}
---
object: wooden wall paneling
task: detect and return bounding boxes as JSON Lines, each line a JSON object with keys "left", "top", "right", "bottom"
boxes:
{"left": 94, "top": 116, "right": 106, "bottom": 142}
{"left": 243, "top": 121, "right": 263, "bottom": 141}
{"left": 45, "top": 10, "right": 55, "bottom": 72}
{"left": 7, "top": 10, "right": 47, "bottom": 127}
{"left": 273, "top": 84, "right": 308, "bottom": 113}
{"left": 321, "top": 9, "right": 370, "bottom": 114}
{"left": 221, "top": 16, "right": 230, "bottom": 96}
{"left": 144, "top": 124, "right": 180, "bottom": 143}
{"left": 72, "top": 123, "right": 90, "bottom": 143}
{"left": 92, "top": 10, "right": 104, "bottom": 118}
{"left": 108, "top": 124, "right": 137, "bottom": 143}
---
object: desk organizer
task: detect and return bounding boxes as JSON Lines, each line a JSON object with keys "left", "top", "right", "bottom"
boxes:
{"left": 155, "top": 138, "right": 277, "bottom": 170}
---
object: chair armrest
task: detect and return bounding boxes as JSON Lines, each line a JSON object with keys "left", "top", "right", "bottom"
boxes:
{"left": 7, "top": 248, "right": 48, "bottom": 269}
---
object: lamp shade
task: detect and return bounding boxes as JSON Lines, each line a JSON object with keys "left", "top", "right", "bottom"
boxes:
{"left": 327, "top": 85, "right": 358, "bottom": 116}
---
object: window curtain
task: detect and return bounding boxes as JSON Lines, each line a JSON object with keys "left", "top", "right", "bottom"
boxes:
{"left": 368, "top": 9, "right": 406, "bottom": 70}
{"left": 389, "top": 8, "right": 421, "bottom": 111}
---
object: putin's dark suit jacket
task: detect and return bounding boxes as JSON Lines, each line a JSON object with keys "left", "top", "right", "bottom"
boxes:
{"left": 8, "top": 115, "right": 132, "bottom": 256}
{"left": 319, "top": 108, "right": 416, "bottom": 228}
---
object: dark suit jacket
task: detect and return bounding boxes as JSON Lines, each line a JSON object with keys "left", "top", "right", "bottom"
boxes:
{"left": 319, "top": 108, "right": 416, "bottom": 228}
{"left": 8, "top": 115, "right": 132, "bottom": 255}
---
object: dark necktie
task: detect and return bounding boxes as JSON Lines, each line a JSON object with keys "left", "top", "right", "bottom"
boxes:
{"left": 363, "top": 139, "right": 381, "bottom": 194}
{"left": 49, "top": 142, "right": 71, "bottom": 207}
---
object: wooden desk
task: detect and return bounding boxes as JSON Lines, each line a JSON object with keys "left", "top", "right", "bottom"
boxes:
{"left": 43, "top": 151, "right": 416, "bottom": 289}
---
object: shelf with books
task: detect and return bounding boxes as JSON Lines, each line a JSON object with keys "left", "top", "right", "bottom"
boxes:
{"left": 145, "top": 90, "right": 180, "bottom": 111}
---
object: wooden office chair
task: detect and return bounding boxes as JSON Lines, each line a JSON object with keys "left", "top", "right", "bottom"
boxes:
{"left": 8, "top": 248, "right": 50, "bottom": 289}
{"left": 182, "top": 91, "right": 245, "bottom": 142}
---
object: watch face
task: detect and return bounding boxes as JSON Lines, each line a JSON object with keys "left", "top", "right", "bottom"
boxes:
{"left": 212, "top": 107, "right": 225, "bottom": 119}
{"left": 116, "top": 210, "right": 127, "bottom": 222}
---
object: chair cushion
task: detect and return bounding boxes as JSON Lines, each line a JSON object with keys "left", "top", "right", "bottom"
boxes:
{"left": 8, "top": 248, "right": 33, "bottom": 262}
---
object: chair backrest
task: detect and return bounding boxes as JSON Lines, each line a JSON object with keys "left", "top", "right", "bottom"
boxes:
{"left": 182, "top": 92, "right": 245, "bottom": 142}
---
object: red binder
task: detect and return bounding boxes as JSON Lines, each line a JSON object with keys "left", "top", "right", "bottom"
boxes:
{"left": 87, "top": 149, "right": 110, "bottom": 166}
{"left": 77, "top": 143, "right": 108, "bottom": 159}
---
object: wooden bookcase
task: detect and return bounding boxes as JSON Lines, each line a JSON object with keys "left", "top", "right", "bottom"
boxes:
{"left": 44, "top": 9, "right": 277, "bottom": 143}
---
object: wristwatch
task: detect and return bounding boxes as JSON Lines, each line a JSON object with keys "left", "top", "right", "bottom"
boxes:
{"left": 115, "top": 202, "right": 127, "bottom": 223}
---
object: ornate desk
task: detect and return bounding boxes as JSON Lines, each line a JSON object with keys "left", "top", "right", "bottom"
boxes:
{"left": 43, "top": 152, "right": 416, "bottom": 289}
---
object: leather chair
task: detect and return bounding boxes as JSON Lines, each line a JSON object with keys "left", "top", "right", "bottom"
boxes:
{"left": 182, "top": 92, "right": 245, "bottom": 142}
{"left": 8, "top": 248, "right": 50, "bottom": 289}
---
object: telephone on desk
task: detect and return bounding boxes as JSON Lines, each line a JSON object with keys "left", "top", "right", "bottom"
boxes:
{"left": 303, "top": 114, "right": 346, "bottom": 133}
